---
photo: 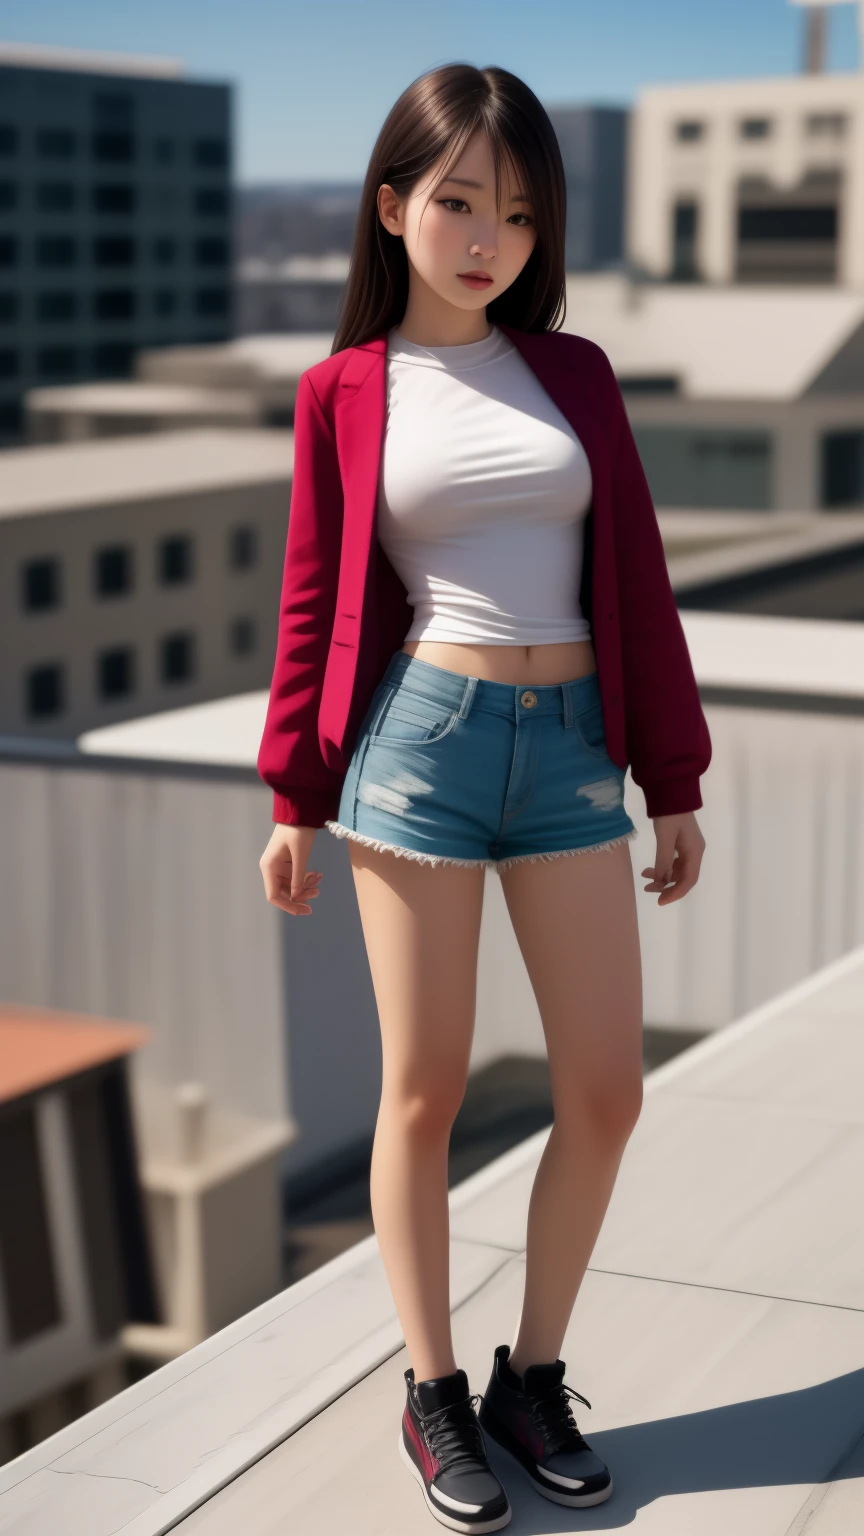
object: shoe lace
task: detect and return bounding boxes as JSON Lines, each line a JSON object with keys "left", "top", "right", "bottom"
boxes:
{"left": 420, "top": 1391, "right": 487, "bottom": 1473}
{"left": 528, "top": 1382, "right": 592, "bottom": 1457}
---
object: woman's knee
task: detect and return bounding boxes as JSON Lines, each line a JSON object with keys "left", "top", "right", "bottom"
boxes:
{"left": 384, "top": 1074, "right": 467, "bottom": 1141}
{"left": 558, "top": 1071, "right": 643, "bottom": 1147}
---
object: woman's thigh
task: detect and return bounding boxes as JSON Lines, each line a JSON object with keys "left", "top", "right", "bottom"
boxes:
{"left": 347, "top": 841, "right": 486, "bottom": 1114}
{"left": 499, "top": 840, "right": 643, "bottom": 1130}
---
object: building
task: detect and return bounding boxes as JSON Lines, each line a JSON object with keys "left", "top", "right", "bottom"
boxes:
{"left": 0, "top": 1005, "right": 154, "bottom": 1459}
{"left": 0, "top": 41, "right": 233, "bottom": 447}
{"left": 237, "top": 252, "right": 350, "bottom": 335}
{"left": 628, "top": 60, "right": 864, "bottom": 286}
{"left": 25, "top": 331, "right": 333, "bottom": 440}
{"left": 564, "top": 271, "right": 864, "bottom": 510}
{"left": 546, "top": 104, "right": 629, "bottom": 272}
{"left": 0, "top": 428, "right": 292, "bottom": 738}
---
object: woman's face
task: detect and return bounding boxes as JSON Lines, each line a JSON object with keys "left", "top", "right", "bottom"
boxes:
{"left": 378, "top": 128, "right": 538, "bottom": 315}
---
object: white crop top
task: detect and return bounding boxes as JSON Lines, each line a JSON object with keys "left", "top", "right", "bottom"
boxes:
{"left": 376, "top": 323, "right": 593, "bottom": 646}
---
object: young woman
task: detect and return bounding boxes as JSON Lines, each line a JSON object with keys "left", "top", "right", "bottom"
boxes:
{"left": 258, "top": 62, "right": 710, "bottom": 1533}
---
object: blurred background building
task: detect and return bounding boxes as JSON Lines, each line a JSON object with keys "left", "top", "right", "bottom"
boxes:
{"left": 0, "top": 41, "right": 232, "bottom": 448}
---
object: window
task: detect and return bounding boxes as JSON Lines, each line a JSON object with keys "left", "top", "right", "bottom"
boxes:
{"left": 0, "top": 237, "right": 18, "bottom": 267}
{"left": 0, "top": 180, "right": 17, "bottom": 210}
{"left": 195, "top": 187, "right": 229, "bottom": 216}
{"left": 154, "top": 237, "right": 177, "bottom": 265}
{"left": 806, "top": 112, "right": 847, "bottom": 138}
{"left": 23, "top": 557, "right": 61, "bottom": 612}
{"left": 195, "top": 237, "right": 229, "bottom": 267}
{"left": 38, "top": 291, "right": 77, "bottom": 322}
{"left": 93, "top": 236, "right": 135, "bottom": 267}
{"left": 0, "top": 348, "right": 19, "bottom": 378}
{"left": 158, "top": 534, "right": 193, "bottom": 585}
{"left": 37, "top": 128, "right": 77, "bottom": 159}
{"left": 0, "top": 292, "right": 17, "bottom": 322}
{"left": 740, "top": 117, "right": 772, "bottom": 139}
{"left": 92, "top": 132, "right": 135, "bottom": 164}
{"left": 671, "top": 200, "right": 700, "bottom": 281}
{"left": 98, "top": 646, "right": 135, "bottom": 700}
{"left": 738, "top": 205, "right": 837, "bottom": 241}
{"left": 95, "top": 545, "right": 134, "bottom": 597}
{"left": 0, "top": 399, "right": 22, "bottom": 434}
{"left": 195, "top": 287, "right": 229, "bottom": 316}
{"left": 27, "top": 663, "right": 65, "bottom": 718}
{"left": 37, "top": 181, "right": 76, "bottom": 212}
{"left": 37, "top": 236, "right": 76, "bottom": 267}
{"left": 92, "top": 92, "right": 133, "bottom": 130}
{"left": 194, "top": 138, "right": 228, "bottom": 169}
{"left": 229, "top": 524, "right": 258, "bottom": 569}
{"left": 229, "top": 617, "right": 257, "bottom": 656}
{"left": 675, "top": 120, "right": 704, "bottom": 143}
{"left": 92, "top": 342, "right": 133, "bottom": 376}
{"left": 154, "top": 289, "right": 176, "bottom": 317}
{"left": 93, "top": 289, "right": 136, "bottom": 320}
{"left": 38, "top": 346, "right": 78, "bottom": 378}
{"left": 93, "top": 184, "right": 136, "bottom": 215}
{"left": 160, "top": 632, "right": 195, "bottom": 684}
{"left": 822, "top": 430, "right": 864, "bottom": 507}
{"left": 0, "top": 125, "right": 18, "bottom": 155}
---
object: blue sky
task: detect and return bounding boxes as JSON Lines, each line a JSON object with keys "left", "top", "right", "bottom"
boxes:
{"left": 2, "top": 0, "right": 861, "bottom": 182}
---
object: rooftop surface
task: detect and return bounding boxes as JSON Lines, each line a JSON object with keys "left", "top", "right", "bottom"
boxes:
{"left": 562, "top": 272, "right": 864, "bottom": 401}
{"left": 0, "top": 40, "right": 183, "bottom": 78}
{"left": 2, "top": 940, "right": 862, "bottom": 1533}
{"left": 0, "top": 428, "right": 293, "bottom": 519}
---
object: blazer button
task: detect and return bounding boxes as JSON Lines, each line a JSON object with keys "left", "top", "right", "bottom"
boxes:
{"left": 607, "top": 610, "right": 614, "bottom": 621}
{"left": 611, "top": 693, "right": 619, "bottom": 705}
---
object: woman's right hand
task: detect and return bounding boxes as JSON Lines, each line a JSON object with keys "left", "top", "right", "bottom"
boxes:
{"left": 259, "top": 823, "right": 323, "bottom": 916}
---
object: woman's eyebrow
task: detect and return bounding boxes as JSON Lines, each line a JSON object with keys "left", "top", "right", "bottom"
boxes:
{"left": 439, "top": 176, "right": 532, "bottom": 204}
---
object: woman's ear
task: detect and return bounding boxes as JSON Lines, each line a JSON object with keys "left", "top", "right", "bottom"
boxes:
{"left": 377, "top": 183, "right": 403, "bottom": 237}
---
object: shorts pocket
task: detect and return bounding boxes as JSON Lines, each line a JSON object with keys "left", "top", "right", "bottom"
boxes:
{"left": 573, "top": 700, "right": 609, "bottom": 758}
{"left": 370, "top": 685, "right": 460, "bottom": 747}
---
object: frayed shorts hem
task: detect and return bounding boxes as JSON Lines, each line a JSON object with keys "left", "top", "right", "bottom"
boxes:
{"left": 324, "top": 820, "right": 638, "bottom": 872}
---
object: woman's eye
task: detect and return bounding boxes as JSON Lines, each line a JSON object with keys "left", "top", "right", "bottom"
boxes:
{"left": 439, "top": 198, "right": 468, "bottom": 213}
{"left": 508, "top": 214, "right": 534, "bottom": 226}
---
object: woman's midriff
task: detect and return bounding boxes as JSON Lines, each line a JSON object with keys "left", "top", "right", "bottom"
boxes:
{"left": 400, "top": 638, "right": 597, "bottom": 686}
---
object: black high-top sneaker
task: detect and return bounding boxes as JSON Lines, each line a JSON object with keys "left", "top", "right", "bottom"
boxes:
{"left": 478, "top": 1342, "right": 612, "bottom": 1507}
{"left": 398, "top": 1365, "right": 512, "bottom": 1532}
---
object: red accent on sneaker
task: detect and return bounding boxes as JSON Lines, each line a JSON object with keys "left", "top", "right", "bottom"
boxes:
{"left": 404, "top": 1404, "right": 440, "bottom": 1480}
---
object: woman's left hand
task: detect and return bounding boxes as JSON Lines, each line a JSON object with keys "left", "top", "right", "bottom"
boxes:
{"left": 641, "top": 811, "right": 705, "bottom": 906}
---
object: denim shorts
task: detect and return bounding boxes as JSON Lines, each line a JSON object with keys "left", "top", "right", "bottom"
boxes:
{"left": 325, "top": 650, "right": 638, "bottom": 872}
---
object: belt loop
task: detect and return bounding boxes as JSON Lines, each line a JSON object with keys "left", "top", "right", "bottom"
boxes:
{"left": 562, "top": 680, "right": 574, "bottom": 729}
{"left": 458, "top": 675, "right": 478, "bottom": 719}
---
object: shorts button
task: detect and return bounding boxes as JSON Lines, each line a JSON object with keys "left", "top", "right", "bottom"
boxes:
{"left": 520, "top": 690, "right": 537, "bottom": 708}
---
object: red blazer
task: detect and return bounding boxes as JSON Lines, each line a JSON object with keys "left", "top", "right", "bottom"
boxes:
{"left": 257, "top": 322, "right": 712, "bottom": 827}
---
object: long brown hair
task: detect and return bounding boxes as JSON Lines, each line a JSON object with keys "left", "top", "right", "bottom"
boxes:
{"left": 331, "top": 63, "right": 567, "bottom": 354}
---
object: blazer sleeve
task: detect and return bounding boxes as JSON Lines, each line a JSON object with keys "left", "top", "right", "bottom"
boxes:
{"left": 599, "top": 348, "right": 712, "bottom": 817}
{"left": 257, "top": 370, "right": 347, "bottom": 827}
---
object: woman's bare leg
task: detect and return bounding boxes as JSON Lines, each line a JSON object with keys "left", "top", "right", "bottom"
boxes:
{"left": 497, "top": 840, "right": 643, "bottom": 1376}
{"left": 347, "top": 841, "right": 487, "bottom": 1384}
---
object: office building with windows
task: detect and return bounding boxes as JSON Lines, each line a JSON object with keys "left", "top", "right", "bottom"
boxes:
{"left": 546, "top": 104, "right": 629, "bottom": 272}
{"left": 0, "top": 428, "right": 292, "bottom": 738}
{"left": 0, "top": 42, "right": 233, "bottom": 445}
{"left": 627, "top": 71, "right": 864, "bottom": 287}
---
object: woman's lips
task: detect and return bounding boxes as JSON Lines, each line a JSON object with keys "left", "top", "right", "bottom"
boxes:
{"left": 457, "top": 273, "right": 494, "bottom": 289}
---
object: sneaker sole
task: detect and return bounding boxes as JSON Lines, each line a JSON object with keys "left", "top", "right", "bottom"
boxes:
{"left": 480, "top": 1413, "right": 613, "bottom": 1508}
{"left": 397, "top": 1430, "right": 512, "bottom": 1532}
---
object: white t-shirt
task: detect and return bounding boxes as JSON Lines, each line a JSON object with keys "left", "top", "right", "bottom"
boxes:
{"left": 376, "top": 322, "right": 593, "bottom": 646}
